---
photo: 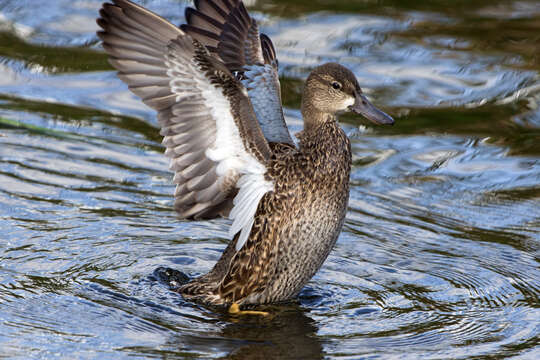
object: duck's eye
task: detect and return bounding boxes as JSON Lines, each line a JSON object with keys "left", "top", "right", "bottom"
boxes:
{"left": 331, "top": 81, "right": 342, "bottom": 90}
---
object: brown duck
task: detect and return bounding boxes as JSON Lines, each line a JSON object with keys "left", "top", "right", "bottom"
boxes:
{"left": 97, "top": 0, "right": 394, "bottom": 315}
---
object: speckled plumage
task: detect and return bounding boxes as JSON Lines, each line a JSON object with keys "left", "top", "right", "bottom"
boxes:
{"left": 96, "top": 0, "right": 393, "bottom": 308}
{"left": 181, "top": 120, "right": 351, "bottom": 305}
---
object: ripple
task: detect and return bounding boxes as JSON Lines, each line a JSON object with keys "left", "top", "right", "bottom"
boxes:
{"left": 0, "top": 0, "right": 539, "bottom": 359}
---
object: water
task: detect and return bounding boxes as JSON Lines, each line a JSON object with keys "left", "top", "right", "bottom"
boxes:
{"left": 0, "top": 0, "right": 539, "bottom": 358}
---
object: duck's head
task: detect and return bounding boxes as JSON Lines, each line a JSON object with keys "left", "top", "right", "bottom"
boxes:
{"left": 301, "top": 62, "right": 394, "bottom": 126}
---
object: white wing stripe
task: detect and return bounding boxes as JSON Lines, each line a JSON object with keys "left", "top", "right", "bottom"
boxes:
{"left": 230, "top": 173, "right": 273, "bottom": 251}
{"left": 237, "top": 218, "right": 255, "bottom": 253}
{"left": 165, "top": 40, "right": 274, "bottom": 252}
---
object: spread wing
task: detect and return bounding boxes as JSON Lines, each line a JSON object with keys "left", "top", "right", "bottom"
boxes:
{"left": 181, "top": 0, "right": 294, "bottom": 146}
{"left": 97, "top": 0, "right": 274, "bottom": 249}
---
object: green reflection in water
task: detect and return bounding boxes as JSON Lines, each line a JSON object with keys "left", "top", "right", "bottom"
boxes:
{"left": 0, "top": 31, "right": 110, "bottom": 73}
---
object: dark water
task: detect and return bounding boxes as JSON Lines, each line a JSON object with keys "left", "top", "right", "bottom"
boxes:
{"left": 0, "top": 0, "right": 539, "bottom": 358}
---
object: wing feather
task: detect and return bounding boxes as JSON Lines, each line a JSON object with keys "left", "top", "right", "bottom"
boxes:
{"left": 182, "top": 0, "right": 294, "bottom": 146}
{"left": 229, "top": 174, "right": 272, "bottom": 251}
{"left": 98, "top": 0, "right": 275, "bottom": 249}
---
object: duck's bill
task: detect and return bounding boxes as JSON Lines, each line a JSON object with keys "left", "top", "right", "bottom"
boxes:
{"left": 349, "top": 94, "right": 394, "bottom": 125}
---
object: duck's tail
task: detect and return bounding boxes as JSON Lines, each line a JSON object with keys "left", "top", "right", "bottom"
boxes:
{"left": 153, "top": 267, "right": 190, "bottom": 289}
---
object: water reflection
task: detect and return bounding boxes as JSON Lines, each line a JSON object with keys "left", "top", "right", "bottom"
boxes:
{"left": 168, "top": 305, "right": 323, "bottom": 359}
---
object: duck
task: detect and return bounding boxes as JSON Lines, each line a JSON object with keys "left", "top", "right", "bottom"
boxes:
{"left": 97, "top": 0, "right": 394, "bottom": 315}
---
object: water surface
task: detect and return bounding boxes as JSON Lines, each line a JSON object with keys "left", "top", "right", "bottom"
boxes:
{"left": 0, "top": 0, "right": 539, "bottom": 358}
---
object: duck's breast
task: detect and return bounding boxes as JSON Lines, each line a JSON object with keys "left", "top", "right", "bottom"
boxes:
{"left": 244, "top": 124, "right": 352, "bottom": 303}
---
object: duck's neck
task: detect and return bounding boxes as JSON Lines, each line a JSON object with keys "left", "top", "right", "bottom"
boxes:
{"left": 301, "top": 100, "right": 334, "bottom": 133}
{"left": 298, "top": 100, "right": 349, "bottom": 156}
{"left": 296, "top": 111, "right": 352, "bottom": 179}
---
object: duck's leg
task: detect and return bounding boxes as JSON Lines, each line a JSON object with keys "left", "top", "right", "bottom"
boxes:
{"left": 228, "top": 302, "right": 269, "bottom": 317}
